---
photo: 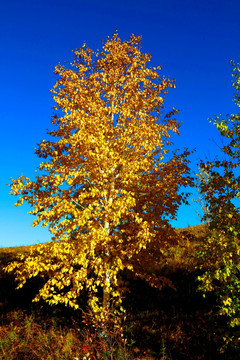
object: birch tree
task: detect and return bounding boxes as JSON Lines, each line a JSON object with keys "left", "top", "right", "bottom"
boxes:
{"left": 6, "top": 33, "right": 193, "bottom": 317}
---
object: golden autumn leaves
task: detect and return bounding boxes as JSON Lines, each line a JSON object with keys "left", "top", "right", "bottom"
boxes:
{"left": 6, "top": 33, "right": 193, "bottom": 318}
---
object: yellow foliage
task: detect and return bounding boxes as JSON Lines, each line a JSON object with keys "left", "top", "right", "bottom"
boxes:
{"left": 6, "top": 33, "right": 193, "bottom": 317}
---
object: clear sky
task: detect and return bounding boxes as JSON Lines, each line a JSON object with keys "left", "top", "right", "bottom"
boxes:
{"left": 1, "top": 0, "right": 240, "bottom": 248}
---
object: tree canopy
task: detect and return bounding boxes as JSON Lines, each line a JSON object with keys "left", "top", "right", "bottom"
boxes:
{"left": 6, "top": 33, "right": 193, "bottom": 317}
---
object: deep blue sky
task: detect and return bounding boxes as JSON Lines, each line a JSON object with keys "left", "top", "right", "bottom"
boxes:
{"left": 1, "top": 0, "right": 240, "bottom": 247}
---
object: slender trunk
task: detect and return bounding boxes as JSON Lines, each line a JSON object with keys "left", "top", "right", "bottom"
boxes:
{"left": 102, "top": 109, "right": 115, "bottom": 310}
{"left": 103, "top": 179, "right": 114, "bottom": 309}
{"left": 103, "top": 258, "right": 110, "bottom": 309}
{"left": 103, "top": 219, "right": 111, "bottom": 310}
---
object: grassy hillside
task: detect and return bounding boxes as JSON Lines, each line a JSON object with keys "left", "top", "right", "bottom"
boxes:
{"left": 0, "top": 224, "right": 238, "bottom": 359}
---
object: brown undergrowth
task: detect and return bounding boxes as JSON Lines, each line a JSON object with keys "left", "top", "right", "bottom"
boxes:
{"left": 0, "top": 225, "right": 239, "bottom": 359}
